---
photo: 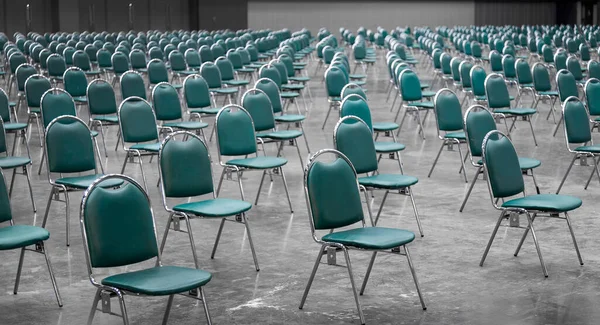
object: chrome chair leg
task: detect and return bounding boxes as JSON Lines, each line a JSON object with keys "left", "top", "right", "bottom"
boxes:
{"left": 280, "top": 167, "right": 294, "bottom": 213}
{"left": 182, "top": 214, "right": 200, "bottom": 269}
{"left": 427, "top": 141, "right": 445, "bottom": 178}
{"left": 243, "top": 213, "right": 260, "bottom": 271}
{"left": 299, "top": 246, "right": 325, "bottom": 309}
{"left": 42, "top": 242, "right": 63, "bottom": 307}
{"left": 161, "top": 295, "right": 174, "bottom": 325}
{"left": 374, "top": 190, "right": 389, "bottom": 226}
{"left": 405, "top": 246, "right": 427, "bottom": 310}
{"left": 556, "top": 155, "right": 577, "bottom": 194}
{"left": 527, "top": 117, "right": 538, "bottom": 146}
{"left": 13, "top": 247, "right": 25, "bottom": 295}
{"left": 211, "top": 218, "right": 226, "bottom": 259}
{"left": 158, "top": 213, "right": 173, "bottom": 256}
{"left": 200, "top": 287, "right": 213, "bottom": 325}
{"left": 565, "top": 212, "right": 584, "bottom": 265}
{"left": 525, "top": 213, "right": 549, "bottom": 277}
{"left": 480, "top": 210, "right": 507, "bottom": 267}
{"left": 408, "top": 188, "right": 424, "bottom": 237}
{"left": 87, "top": 288, "right": 102, "bottom": 325}
{"left": 584, "top": 155, "right": 600, "bottom": 190}
{"left": 359, "top": 251, "right": 377, "bottom": 295}
{"left": 341, "top": 247, "right": 365, "bottom": 325}
{"left": 116, "top": 291, "right": 130, "bottom": 325}
{"left": 460, "top": 167, "right": 481, "bottom": 212}
{"left": 254, "top": 170, "right": 267, "bottom": 205}
{"left": 457, "top": 142, "right": 468, "bottom": 183}
{"left": 514, "top": 213, "right": 535, "bottom": 257}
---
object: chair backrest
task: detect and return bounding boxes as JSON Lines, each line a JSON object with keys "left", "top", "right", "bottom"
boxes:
{"left": 241, "top": 88, "right": 276, "bottom": 132}
{"left": 47, "top": 54, "right": 66, "bottom": 77}
{"left": 152, "top": 82, "right": 183, "bottom": 121}
{"left": 333, "top": 115, "right": 378, "bottom": 174}
{"left": 120, "top": 71, "right": 146, "bottom": 100}
{"left": 399, "top": 69, "right": 423, "bottom": 101}
{"left": 324, "top": 66, "right": 348, "bottom": 98}
{"left": 254, "top": 77, "right": 284, "bottom": 114}
{"left": 199, "top": 45, "right": 213, "bottom": 63}
{"left": 556, "top": 69, "right": 578, "bottom": 102}
{"left": 215, "top": 57, "right": 236, "bottom": 81}
{"left": 502, "top": 54, "right": 516, "bottom": 78}
{"left": 15, "top": 63, "right": 37, "bottom": 92}
{"left": 340, "top": 94, "right": 373, "bottom": 131}
{"left": 433, "top": 89, "right": 463, "bottom": 133}
{"left": 464, "top": 105, "right": 497, "bottom": 158}
{"left": 183, "top": 74, "right": 212, "bottom": 110}
{"left": 159, "top": 131, "right": 214, "bottom": 199}
{"left": 87, "top": 79, "right": 117, "bottom": 116}
{"left": 129, "top": 49, "right": 147, "bottom": 69}
{"left": 567, "top": 56, "right": 584, "bottom": 81}
{"left": 63, "top": 67, "right": 88, "bottom": 98}
{"left": 0, "top": 166, "right": 13, "bottom": 223}
{"left": 25, "top": 74, "right": 52, "bottom": 108}
{"left": 532, "top": 62, "right": 552, "bottom": 92}
{"left": 304, "top": 149, "right": 365, "bottom": 230}
{"left": 200, "top": 61, "right": 223, "bottom": 89}
{"left": 515, "top": 59, "right": 533, "bottom": 85}
{"left": 0, "top": 88, "right": 13, "bottom": 123}
{"left": 118, "top": 97, "right": 159, "bottom": 144}
{"left": 585, "top": 78, "right": 600, "bottom": 117}
{"left": 482, "top": 130, "right": 524, "bottom": 199}
{"left": 45, "top": 115, "right": 97, "bottom": 174}
{"left": 258, "top": 64, "right": 283, "bottom": 87}
{"left": 272, "top": 60, "right": 290, "bottom": 84}
{"left": 489, "top": 50, "right": 502, "bottom": 72}
{"left": 563, "top": 96, "right": 592, "bottom": 144}
{"left": 484, "top": 73, "right": 511, "bottom": 109}
{"left": 215, "top": 105, "right": 257, "bottom": 157}
{"left": 459, "top": 60, "right": 473, "bottom": 88}
{"left": 470, "top": 64, "right": 487, "bottom": 97}
{"left": 73, "top": 50, "right": 92, "bottom": 71}
{"left": 169, "top": 50, "right": 187, "bottom": 72}
{"left": 111, "top": 51, "right": 130, "bottom": 74}
{"left": 588, "top": 60, "right": 600, "bottom": 80}
{"left": 341, "top": 83, "right": 367, "bottom": 101}
{"left": 9, "top": 52, "right": 27, "bottom": 74}
{"left": 147, "top": 59, "right": 169, "bottom": 85}
{"left": 554, "top": 51, "right": 568, "bottom": 71}
{"left": 185, "top": 48, "right": 201, "bottom": 69}
{"left": 41, "top": 88, "right": 77, "bottom": 128}
{"left": 450, "top": 57, "right": 462, "bottom": 82}
{"left": 81, "top": 174, "right": 159, "bottom": 269}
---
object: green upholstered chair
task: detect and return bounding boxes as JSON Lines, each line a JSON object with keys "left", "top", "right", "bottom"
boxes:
{"left": 254, "top": 78, "right": 311, "bottom": 152}
{"left": 120, "top": 70, "right": 146, "bottom": 100}
{"left": 587, "top": 60, "right": 600, "bottom": 80}
{"left": 63, "top": 67, "right": 89, "bottom": 105}
{"left": 480, "top": 130, "right": 583, "bottom": 277}
{"left": 46, "top": 53, "right": 66, "bottom": 86}
{"left": 158, "top": 131, "right": 259, "bottom": 271}
{"left": 96, "top": 48, "right": 112, "bottom": 78}
{"left": 584, "top": 78, "right": 600, "bottom": 132}
{"left": 501, "top": 54, "right": 517, "bottom": 86}
{"left": 80, "top": 174, "right": 212, "bottom": 325}
{"left": 334, "top": 115, "right": 423, "bottom": 234}
{"left": 42, "top": 115, "right": 121, "bottom": 246}
{"left": 24, "top": 74, "right": 52, "bottom": 146}
{"left": 485, "top": 73, "right": 537, "bottom": 145}
{"left": 110, "top": 51, "right": 130, "bottom": 87}
{"left": 0, "top": 167, "right": 62, "bottom": 307}
{"left": 428, "top": 89, "right": 468, "bottom": 182}
{"left": 469, "top": 64, "right": 488, "bottom": 105}
{"left": 567, "top": 55, "right": 586, "bottom": 86}
{"left": 183, "top": 74, "right": 221, "bottom": 141}
{"left": 87, "top": 79, "right": 120, "bottom": 154}
{"left": 322, "top": 66, "right": 348, "bottom": 129}
{"left": 514, "top": 58, "right": 535, "bottom": 107}
{"left": 185, "top": 48, "right": 202, "bottom": 71}
{"left": 0, "top": 115, "right": 35, "bottom": 212}
{"left": 215, "top": 56, "right": 250, "bottom": 88}
{"left": 200, "top": 61, "right": 238, "bottom": 105}
{"left": 215, "top": 104, "right": 293, "bottom": 213}
{"left": 279, "top": 53, "right": 313, "bottom": 102}
{"left": 258, "top": 63, "right": 303, "bottom": 114}
{"left": 460, "top": 105, "right": 541, "bottom": 212}
{"left": 148, "top": 59, "right": 181, "bottom": 89}
{"left": 553, "top": 69, "right": 580, "bottom": 136}
{"left": 556, "top": 96, "right": 600, "bottom": 193}
{"left": 169, "top": 50, "right": 196, "bottom": 82}
{"left": 14, "top": 63, "right": 36, "bottom": 114}
{"left": 340, "top": 94, "right": 405, "bottom": 168}
{"left": 241, "top": 88, "right": 306, "bottom": 166}
{"left": 151, "top": 82, "right": 208, "bottom": 141}
{"left": 72, "top": 50, "right": 102, "bottom": 77}
{"left": 458, "top": 60, "right": 474, "bottom": 107}
{"left": 299, "top": 149, "right": 426, "bottom": 324}
{"left": 0, "top": 87, "right": 28, "bottom": 154}
{"left": 531, "top": 62, "right": 559, "bottom": 122}
{"left": 7, "top": 52, "right": 27, "bottom": 97}
{"left": 129, "top": 48, "right": 147, "bottom": 73}
{"left": 118, "top": 97, "right": 161, "bottom": 191}
{"left": 396, "top": 69, "right": 433, "bottom": 139}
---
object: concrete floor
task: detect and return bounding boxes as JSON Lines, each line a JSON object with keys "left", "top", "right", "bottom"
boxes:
{"left": 2, "top": 48, "right": 600, "bottom": 325}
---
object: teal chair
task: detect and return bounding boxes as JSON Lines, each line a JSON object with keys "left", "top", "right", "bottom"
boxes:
{"left": 42, "top": 115, "right": 121, "bottom": 246}
{"left": 460, "top": 105, "right": 541, "bottom": 212}
{"left": 129, "top": 48, "right": 148, "bottom": 73}
{"left": 200, "top": 61, "right": 238, "bottom": 105}
{"left": 63, "top": 67, "right": 89, "bottom": 105}
{"left": 553, "top": 69, "right": 580, "bottom": 136}
{"left": 480, "top": 130, "right": 583, "bottom": 277}
{"left": 485, "top": 73, "right": 537, "bottom": 145}
{"left": 458, "top": 60, "right": 474, "bottom": 107}
{"left": 322, "top": 66, "right": 348, "bottom": 129}
{"left": 585, "top": 78, "right": 600, "bottom": 132}
{"left": 0, "top": 167, "right": 62, "bottom": 307}
{"left": 73, "top": 50, "right": 102, "bottom": 77}
{"left": 0, "top": 115, "right": 35, "bottom": 212}
{"left": 556, "top": 96, "right": 600, "bottom": 193}
{"left": 470, "top": 64, "right": 488, "bottom": 105}
{"left": 118, "top": 97, "right": 161, "bottom": 191}
{"left": 241, "top": 88, "right": 306, "bottom": 166}
{"left": 87, "top": 79, "right": 120, "bottom": 154}
{"left": 428, "top": 89, "right": 468, "bottom": 182}
{"left": 14, "top": 63, "right": 36, "bottom": 115}
{"left": 341, "top": 83, "right": 399, "bottom": 138}
{"left": 215, "top": 104, "right": 293, "bottom": 212}
{"left": 396, "top": 69, "right": 433, "bottom": 139}
{"left": 514, "top": 58, "right": 534, "bottom": 107}
{"left": 587, "top": 60, "right": 600, "bottom": 79}
{"left": 80, "top": 174, "right": 212, "bottom": 325}
{"left": 151, "top": 82, "right": 208, "bottom": 142}
{"left": 120, "top": 70, "right": 146, "bottom": 100}
{"left": 110, "top": 51, "right": 130, "bottom": 87}
{"left": 148, "top": 59, "right": 182, "bottom": 89}
{"left": 24, "top": 74, "right": 52, "bottom": 146}
{"left": 158, "top": 131, "right": 259, "bottom": 271}
{"left": 0, "top": 88, "right": 28, "bottom": 155}
{"left": 531, "top": 62, "right": 559, "bottom": 123}
{"left": 183, "top": 74, "right": 222, "bottom": 141}
{"left": 334, "top": 115, "right": 424, "bottom": 235}
{"left": 299, "top": 149, "right": 426, "bottom": 324}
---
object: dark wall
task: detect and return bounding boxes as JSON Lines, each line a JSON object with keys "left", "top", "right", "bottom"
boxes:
{"left": 0, "top": 0, "right": 53, "bottom": 37}
{"left": 474, "top": 1, "right": 557, "bottom": 26}
{"left": 197, "top": 0, "right": 248, "bottom": 31}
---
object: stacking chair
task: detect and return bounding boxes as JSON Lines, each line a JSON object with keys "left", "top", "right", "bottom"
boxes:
{"left": 334, "top": 115, "right": 423, "bottom": 234}
{"left": 183, "top": 74, "right": 220, "bottom": 141}
{"left": 0, "top": 116, "right": 35, "bottom": 212}
{"left": 215, "top": 56, "right": 250, "bottom": 88}
{"left": 322, "top": 66, "right": 348, "bottom": 129}
{"left": 514, "top": 58, "right": 535, "bottom": 107}
{"left": 479, "top": 130, "right": 583, "bottom": 277}
{"left": 0, "top": 88, "right": 28, "bottom": 152}
{"left": 63, "top": 67, "right": 89, "bottom": 105}
{"left": 241, "top": 88, "right": 306, "bottom": 166}
{"left": 258, "top": 63, "right": 304, "bottom": 114}
{"left": 553, "top": 69, "right": 580, "bottom": 136}
{"left": 42, "top": 115, "right": 120, "bottom": 246}
{"left": 458, "top": 60, "right": 474, "bottom": 107}
{"left": 158, "top": 131, "right": 259, "bottom": 271}
{"left": 14, "top": 63, "right": 36, "bottom": 115}
{"left": 485, "top": 73, "right": 537, "bottom": 145}
{"left": 72, "top": 50, "right": 102, "bottom": 78}
{"left": 566, "top": 55, "right": 586, "bottom": 86}
{"left": 0, "top": 168, "right": 62, "bottom": 307}
{"left": 24, "top": 74, "right": 51, "bottom": 146}
{"left": 460, "top": 105, "right": 541, "bottom": 212}
{"left": 87, "top": 79, "right": 119, "bottom": 154}
{"left": 110, "top": 51, "right": 130, "bottom": 87}
{"left": 396, "top": 69, "right": 434, "bottom": 139}
{"left": 585, "top": 78, "right": 600, "bottom": 132}
{"left": 148, "top": 59, "right": 181, "bottom": 90}
{"left": 556, "top": 96, "right": 600, "bottom": 193}
{"left": 428, "top": 89, "right": 468, "bottom": 182}
{"left": 587, "top": 60, "right": 600, "bottom": 79}
{"left": 200, "top": 61, "right": 238, "bottom": 105}
{"left": 129, "top": 48, "right": 148, "bottom": 73}
{"left": 531, "top": 62, "right": 560, "bottom": 123}
{"left": 470, "top": 64, "right": 488, "bottom": 105}
{"left": 80, "top": 174, "right": 212, "bottom": 325}
{"left": 215, "top": 105, "right": 293, "bottom": 212}
{"left": 7, "top": 52, "right": 27, "bottom": 97}
{"left": 299, "top": 149, "right": 426, "bottom": 324}
{"left": 152, "top": 82, "right": 208, "bottom": 142}
{"left": 118, "top": 97, "right": 160, "bottom": 191}
{"left": 120, "top": 70, "right": 147, "bottom": 100}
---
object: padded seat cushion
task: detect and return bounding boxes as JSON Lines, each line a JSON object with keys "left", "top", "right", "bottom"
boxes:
{"left": 421, "top": 91, "right": 437, "bottom": 98}
{"left": 55, "top": 174, "right": 124, "bottom": 189}
{"left": 322, "top": 227, "right": 415, "bottom": 249}
{"left": 374, "top": 141, "right": 406, "bottom": 153}
{"left": 281, "top": 92, "right": 300, "bottom": 98}
{"left": 102, "top": 265, "right": 212, "bottom": 296}
{"left": 282, "top": 84, "right": 304, "bottom": 91}
{"left": 226, "top": 156, "right": 287, "bottom": 169}
{"left": 163, "top": 121, "right": 209, "bottom": 130}
{"left": 256, "top": 130, "right": 302, "bottom": 140}
{"left": 4, "top": 123, "right": 28, "bottom": 131}
{"left": 190, "top": 107, "right": 221, "bottom": 115}
{"left": 289, "top": 76, "right": 310, "bottom": 82}
{"left": 173, "top": 198, "right": 252, "bottom": 217}
{"left": 275, "top": 114, "right": 305, "bottom": 123}
{"left": 210, "top": 87, "right": 238, "bottom": 94}
{"left": 0, "top": 156, "right": 31, "bottom": 169}
{"left": 223, "top": 80, "right": 249, "bottom": 86}
{"left": 73, "top": 96, "right": 87, "bottom": 103}
{"left": 406, "top": 101, "right": 434, "bottom": 109}
{"left": 494, "top": 108, "right": 536, "bottom": 115}
{"left": 575, "top": 145, "right": 600, "bottom": 153}
{"left": 93, "top": 115, "right": 119, "bottom": 123}
{"left": 477, "top": 157, "right": 541, "bottom": 170}
{"left": 538, "top": 90, "right": 559, "bottom": 96}
{"left": 359, "top": 174, "right": 418, "bottom": 189}
{"left": 0, "top": 225, "right": 49, "bottom": 250}
{"left": 130, "top": 142, "right": 161, "bottom": 152}
{"left": 373, "top": 122, "right": 399, "bottom": 131}
{"left": 236, "top": 68, "right": 255, "bottom": 73}
{"left": 444, "top": 131, "right": 466, "bottom": 140}
{"left": 502, "top": 194, "right": 582, "bottom": 212}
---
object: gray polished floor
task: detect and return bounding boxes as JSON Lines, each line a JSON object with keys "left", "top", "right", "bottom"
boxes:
{"left": 2, "top": 49, "right": 600, "bottom": 325}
